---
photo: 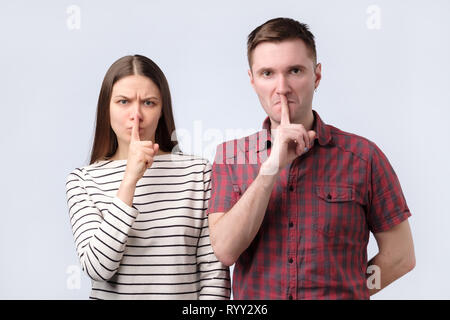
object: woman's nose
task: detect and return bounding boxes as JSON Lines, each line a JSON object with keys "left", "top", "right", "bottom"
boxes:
{"left": 130, "top": 103, "right": 143, "bottom": 121}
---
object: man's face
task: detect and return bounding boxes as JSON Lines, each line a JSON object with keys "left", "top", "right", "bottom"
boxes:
{"left": 249, "top": 39, "right": 321, "bottom": 127}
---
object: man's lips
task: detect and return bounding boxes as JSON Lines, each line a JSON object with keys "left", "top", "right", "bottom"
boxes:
{"left": 273, "top": 100, "right": 296, "bottom": 105}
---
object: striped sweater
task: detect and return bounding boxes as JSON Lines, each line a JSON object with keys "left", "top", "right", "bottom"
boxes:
{"left": 65, "top": 153, "right": 230, "bottom": 299}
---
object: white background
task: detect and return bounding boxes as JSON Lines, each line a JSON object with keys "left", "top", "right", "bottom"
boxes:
{"left": 0, "top": 0, "right": 449, "bottom": 299}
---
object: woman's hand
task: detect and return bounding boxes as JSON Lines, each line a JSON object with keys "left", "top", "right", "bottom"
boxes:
{"left": 124, "top": 117, "right": 159, "bottom": 185}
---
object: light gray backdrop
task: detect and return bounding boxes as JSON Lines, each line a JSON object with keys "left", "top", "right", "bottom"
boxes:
{"left": 1, "top": 0, "right": 449, "bottom": 299}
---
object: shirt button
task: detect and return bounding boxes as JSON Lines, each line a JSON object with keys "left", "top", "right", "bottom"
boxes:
{"left": 327, "top": 193, "right": 332, "bottom": 200}
{"left": 289, "top": 295, "right": 293, "bottom": 300}
{"left": 289, "top": 185, "right": 294, "bottom": 191}
{"left": 288, "top": 257, "right": 293, "bottom": 264}
{"left": 289, "top": 222, "right": 294, "bottom": 228}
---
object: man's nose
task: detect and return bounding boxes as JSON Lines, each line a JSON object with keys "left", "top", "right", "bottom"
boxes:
{"left": 275, "top": 75, "right": 290, "bottom": 96}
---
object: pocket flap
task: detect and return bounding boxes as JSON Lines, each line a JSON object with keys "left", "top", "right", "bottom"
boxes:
{"left": 315, "top": 184, "right": 354, "bottom": 202}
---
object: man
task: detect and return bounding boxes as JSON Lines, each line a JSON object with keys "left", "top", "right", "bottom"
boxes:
{"left": 207, "top": 17, "right": 415, "bottom": 299}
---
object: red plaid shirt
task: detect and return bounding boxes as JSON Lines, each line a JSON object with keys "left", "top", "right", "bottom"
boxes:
{"left": 207, "top": 110, "right": 411, "bottom": 300}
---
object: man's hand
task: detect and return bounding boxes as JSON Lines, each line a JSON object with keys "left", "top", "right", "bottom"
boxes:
{"left": 261, "top": 94, "right": 316, "bottom": 175}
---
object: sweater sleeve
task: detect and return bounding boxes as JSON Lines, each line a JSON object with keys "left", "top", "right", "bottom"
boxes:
{"left": 196, "top": 161, "right": 231, "bottom": 299}
{"left": 65, "top": 168, "right": 139, "bottom": 281}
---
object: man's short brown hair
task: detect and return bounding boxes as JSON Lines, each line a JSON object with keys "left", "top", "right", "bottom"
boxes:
{"left": 247, "top": 17, "right": 317, "bottom": 68}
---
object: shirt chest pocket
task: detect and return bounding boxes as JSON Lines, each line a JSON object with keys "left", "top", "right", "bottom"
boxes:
{"left": 313, "top": 184, "right": 366, "bottom": 239}
{"left": 316, "top": 184, "right": 354, "bottom": 202}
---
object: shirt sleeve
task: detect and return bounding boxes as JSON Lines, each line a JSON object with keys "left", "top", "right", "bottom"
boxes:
{"left": 65, "top": 168, "right": 139, "bottom": 281}
{"left": 367, "top": 143, "right": 412, "bottom": 233}
{"left": 197, "top": 160, "right": 231, "bottom": 299}
{"left": 206, "top": 143, "right": 238, "bottom": 215}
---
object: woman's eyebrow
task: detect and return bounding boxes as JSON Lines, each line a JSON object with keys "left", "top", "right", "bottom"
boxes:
{"left": 113, "top": 95, "right": 160, "bottom": 100}
{"left": 113, "top": 95, "right": 130, "bottom": 99}
{"left": 141, "top": 96, "right": 160, "bottom": 100}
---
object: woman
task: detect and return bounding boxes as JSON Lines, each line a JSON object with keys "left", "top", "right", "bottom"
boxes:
{"left": 65, "top": 55, "right": 230, "bottom": 300}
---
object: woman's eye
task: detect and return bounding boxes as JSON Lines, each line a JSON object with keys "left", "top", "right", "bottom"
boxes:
{"left": 144, "top": 100, "right": 154, "bottom": 106}
{"left": 118, "top": 99, "right": 127, "bottom": 105}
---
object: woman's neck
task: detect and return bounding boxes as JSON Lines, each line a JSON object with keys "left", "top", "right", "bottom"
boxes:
{"left": 108, "top": 147, "right": 170, "bottom": 161}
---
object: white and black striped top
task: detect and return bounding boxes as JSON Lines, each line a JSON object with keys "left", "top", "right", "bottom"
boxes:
{"left": 65, "top": 153, "right": 230, "bottom": 300}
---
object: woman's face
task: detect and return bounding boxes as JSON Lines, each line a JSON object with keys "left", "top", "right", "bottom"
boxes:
{"left": 109, "top": 74, "right": 162, "bottom": 148}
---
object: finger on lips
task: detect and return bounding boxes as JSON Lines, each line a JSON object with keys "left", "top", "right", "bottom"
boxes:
{"left": 131, "top": 117, "right": 141, "bottom": 142}
{"left": 279, "top": 94, "right": 290, "bottom": 126}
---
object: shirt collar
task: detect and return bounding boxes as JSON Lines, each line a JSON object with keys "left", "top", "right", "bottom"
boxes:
{"left": 257, "top": 110, "right": 332, "bottom": 152}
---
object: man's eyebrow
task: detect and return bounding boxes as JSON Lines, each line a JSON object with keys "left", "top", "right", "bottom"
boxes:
{"left": 254, "top": 67, "right": 274, "bottom": 74}
{"left": 254, "top": 64, "right": 308, "bottom": 74}
{"left": 288, "top": 64, "right": 307, "bottom": 70}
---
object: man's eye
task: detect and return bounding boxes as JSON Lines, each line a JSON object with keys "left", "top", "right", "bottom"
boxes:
{"left": 262, "top": 71, "right": 272, "bottom": 77}
{"left": 291, "top": 68, "right": 300, "bottom": 74}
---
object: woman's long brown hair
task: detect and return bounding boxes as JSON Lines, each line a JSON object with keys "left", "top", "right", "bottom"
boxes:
{"left": 89, "top": 55, "right": 178, "bottom": 164}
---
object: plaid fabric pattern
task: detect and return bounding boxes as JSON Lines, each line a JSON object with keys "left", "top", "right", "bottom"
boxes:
{"left": 207, "top": 110, "right": 411, "bottom": 299}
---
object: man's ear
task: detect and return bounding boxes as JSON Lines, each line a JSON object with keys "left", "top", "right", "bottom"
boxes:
{"left": 248, "top": 69, "right": 255, "bottom": 89}
{"left": 314, "top": 63, "right": 322, "bottom": 89}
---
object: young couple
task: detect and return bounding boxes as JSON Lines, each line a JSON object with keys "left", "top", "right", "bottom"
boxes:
{"left": 66, "top": 17, "right": 415, "bottom": 300}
